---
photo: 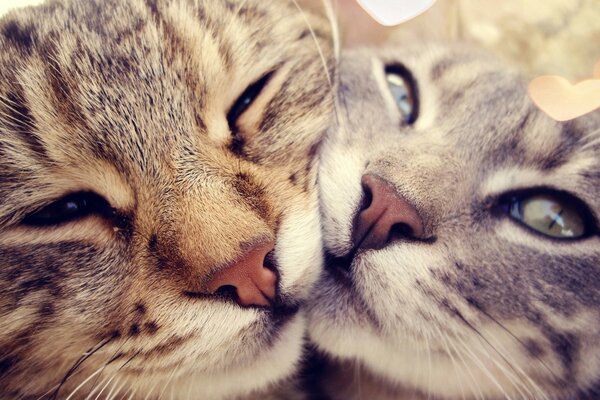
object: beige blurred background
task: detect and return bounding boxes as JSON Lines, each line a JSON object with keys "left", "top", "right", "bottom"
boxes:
{"left": 0, "top": 0, "right": 44, "bottom": 16}
{"left": 311, "top": 0, "right": 600, "bottom": 80}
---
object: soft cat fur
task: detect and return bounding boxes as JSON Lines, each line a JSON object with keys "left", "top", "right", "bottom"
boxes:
{"left": 0, "top": 0, "right": 334, "bottom": 398}
{"left": 307, "top": 43, "right": 600, "bottom": 399}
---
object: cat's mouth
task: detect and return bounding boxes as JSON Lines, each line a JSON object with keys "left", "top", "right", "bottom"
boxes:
{"left": 324, "top": 248, "right": 358, "bottom": 285}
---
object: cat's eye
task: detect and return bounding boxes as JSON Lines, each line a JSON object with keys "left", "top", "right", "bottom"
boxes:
{"left": 227, "top": 71, "right": 274, "bottom": 133}
{"left": 23, "top": 192, "right": 112, "bottom": 226}
{"left": 385, "top": 65, "right": 419, "bottom": 124}
{"left": 505, "top": 191, "right": 595, "bottom": 239}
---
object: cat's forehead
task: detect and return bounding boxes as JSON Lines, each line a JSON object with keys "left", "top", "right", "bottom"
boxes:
{"left": 0, "top": 0, "right": 321, "bottom": 164}
{"left": 340, "top": 44, "right": 600, "bottom": 193}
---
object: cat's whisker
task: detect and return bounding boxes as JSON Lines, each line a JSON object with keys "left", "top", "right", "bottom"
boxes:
{"left": 454, "top": 333, "right": 514, "bottom": 400}
{"left": 470, "top": 322, "right": 550, "bottom": 400}
{"left": 35, "top": 384, "right": 60, "bottom": 400}
{"left": 289, "top": 0, "right": 343, "bottom": 127}
{"left": 475, "top": 308, "right": 558, "bottom": 383}
{"left": 157, "top": 359, "right": 182, "bottom": 400}
{"left": 433, "top": 325, "right": 466, "bottom": 400}
{"left": 91, "top": 374, "right": 116, "bottom": 400}
{"left": 124, "top": 385, "right": 137, "bottom": 400}
{"left": 63, "top": 363, "right": 107, "bottom": 400}
{"left": 289, "top": 0, "right": 333, "bottom": 90}
{"left": 105, "top": 376, "right": 125, "bottom": 400}
{"left": 423, "top": 328, "right": 433, "bottom": 400}
{"left": 143, "top": 379, "right": 160, "bottom": 400}
{"left": 445, "top": 331, "right": 485, "bottom": 400}
{"left": 52, "top": 335, "right": 116, "bottom": 400}
{"left": 411, "top": 332, "right": 425, "bottom": 392}
{"left": 455, "top": 310, "right": 551, "bottom": 399}
{"left": 87, "top": 337, "right": 133, "bottom": 396}
{"left": 83, "top": 375, "right": 108, "bottom": 400}
{"left": 469, "top": 331, "right": 535, "bottom": 400}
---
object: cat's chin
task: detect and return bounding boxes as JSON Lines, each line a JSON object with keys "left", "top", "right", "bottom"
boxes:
{"left": 307, "top": 273, "right": 549, "bottom": 400}
{"left": 129, "top": 310, "right": 307, "bottom": 400}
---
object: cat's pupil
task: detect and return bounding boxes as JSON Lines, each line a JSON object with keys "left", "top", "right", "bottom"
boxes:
{"left": 509, "top": 194, "right": 586, "bottom": 239}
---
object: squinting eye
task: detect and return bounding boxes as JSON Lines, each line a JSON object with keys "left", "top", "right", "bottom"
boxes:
{"left": 227, "top": 71, "right": 274, "bottom": 134}
{"left": 385, "top": 65, "right": 418, "bottom": 124}
{"left": 507, "top": 192, "right": 592, "bottom": 239}
{"left": 23, "top": 192, "right": 111, "bottom": 227}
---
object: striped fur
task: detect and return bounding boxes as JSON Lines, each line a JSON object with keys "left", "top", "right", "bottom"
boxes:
{"left": 0, "top": 0, "right": 334, "bottom": 398}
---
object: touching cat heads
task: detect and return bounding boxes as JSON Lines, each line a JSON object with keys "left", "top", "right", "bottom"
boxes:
{"left": 0, "top": 0, "right": 333, "bottom": 398}
{"left": 308, "top": 44, "right": 600, "bottom": 399}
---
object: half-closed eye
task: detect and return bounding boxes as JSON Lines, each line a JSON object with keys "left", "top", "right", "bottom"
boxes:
{"left": 22, "top": 192, "right": 114, "bottom": 227}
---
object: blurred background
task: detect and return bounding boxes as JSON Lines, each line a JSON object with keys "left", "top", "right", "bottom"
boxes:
{"left": 0, "top": 0, "right": 43, "bottom": 16}
{"left": 305, "top": 0, "right": 600, "bottom": 80}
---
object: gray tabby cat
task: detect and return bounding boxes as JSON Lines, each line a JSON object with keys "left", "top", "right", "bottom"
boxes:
{"left": 308, "top": 43, "right": 600, "bottom": 399}
{"left": 0, "top": 0, "right": 334, "bottom": 398}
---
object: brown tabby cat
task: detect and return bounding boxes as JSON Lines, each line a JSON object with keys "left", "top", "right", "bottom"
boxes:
{"left": 0, "top": 0, "right": 334, "bottom": 398}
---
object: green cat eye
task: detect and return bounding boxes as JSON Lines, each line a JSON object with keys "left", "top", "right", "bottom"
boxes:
{"left": 508, "top": 193, "right": 588, "bottom": 239}
{"left": 385, "top": 65, "right": 418, "bottom": 124}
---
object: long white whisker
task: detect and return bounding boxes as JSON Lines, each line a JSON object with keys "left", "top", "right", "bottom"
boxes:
{"left": 35, "top": 384, "right": 60, "bottom": 400}
{"left": 125, "top": 385, "right": 138, "bottom": 400}
{"left": 92, "top": 372, "right": 118, "bottom": 400}
{"left": 83, "top": 375, "right": 108, "bottom": 400}
{"left": 63, "top": 365, "right": 105, "bottom": 400}
{"left": 454, "top": 334, "right": 514, "bottom": 400}
{"left": 472, "top": 327, "right": 549, "bottom": 400}
{"left": 445, "top": 332, "right": 485, "bottom": 400}
{"left": 157, "top": 360, "right": 181, "bottom": 400}
{"left": 470, "top": 332, "right": 533, "bottom": 399}
{"left": 423, "top": 329, "right": 433, "bottom": 400}
{"left": 104, "top": 377, "right": 123, "bottom": 400}
{"left": 289, "top": 0, "right": 333, "bottom": 90}
{"left": 433, "top": 325, "right": 466, "bottom": 400}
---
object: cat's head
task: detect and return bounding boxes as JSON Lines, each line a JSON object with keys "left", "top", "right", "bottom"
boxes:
{"left": 0, "top": 0, "right": 333, "bottom": 398}
{"left": 308, "top": 43, "right": 600, "bottom": 399}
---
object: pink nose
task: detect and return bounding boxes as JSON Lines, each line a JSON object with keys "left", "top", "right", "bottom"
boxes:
{"left": 206, "top": 241, "right": 278, "bottom": 307}
{"left": 353, "top": 174, "right": 425, "bottom": 250}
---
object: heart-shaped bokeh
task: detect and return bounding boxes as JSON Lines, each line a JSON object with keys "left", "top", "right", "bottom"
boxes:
{"left": 356, "top": 0, "right": 437, "bottom": 26}
{"left": 529, "top": 61, "right": 600, "bottom": 121}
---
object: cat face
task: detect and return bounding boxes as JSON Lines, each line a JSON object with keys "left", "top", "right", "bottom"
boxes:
{"left": 0, "top": 0, "right": 333, "bottom": 398}
{"left": 308, "top": 44, "right": 600, "bottom": 399}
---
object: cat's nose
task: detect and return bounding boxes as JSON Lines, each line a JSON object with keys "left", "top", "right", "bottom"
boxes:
{"left": 353, "top": 174, "right": 424, "bottom": 250}
{"left": 207, "top": 241, "right": 277, "bottom": 307}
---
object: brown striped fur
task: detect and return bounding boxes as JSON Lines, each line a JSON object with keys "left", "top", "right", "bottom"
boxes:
{"left": 0, "top": 0, "right": 334, "bottom": 398}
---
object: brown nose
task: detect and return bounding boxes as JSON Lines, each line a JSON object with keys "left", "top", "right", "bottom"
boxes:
{"left": 353, "top": 175, "right": 424, "bottom": 250}
{"left": 206, "top": 241, "right": 278, "bottom": 307}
